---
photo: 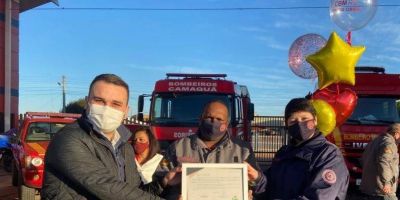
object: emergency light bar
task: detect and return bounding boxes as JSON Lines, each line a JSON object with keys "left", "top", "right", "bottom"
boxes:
{"left": 166, "top": 73, "right": 227, "bottom": 79}
{"left": 356, "top": 66, "right": 385, "bottom": 74}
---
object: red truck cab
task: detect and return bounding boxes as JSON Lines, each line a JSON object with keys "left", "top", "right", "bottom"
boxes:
{"left": 131, "top": 73, "right": 254, "bottom": 150}
{"left": 10, "top": 112, "right": 80, "bottom": 200}
{"left": 326, "top": 67, "right": 400, "bottom": 186}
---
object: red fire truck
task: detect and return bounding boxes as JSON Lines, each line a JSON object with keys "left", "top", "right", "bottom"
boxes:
{"left": 10, "top": 112, "right": 80, "bottom": 200}
{"left": 131, "top": 73, "right": 254, "bottom": 149}
{"left": 326, "top": 67, "right": 400, "bottom": 186}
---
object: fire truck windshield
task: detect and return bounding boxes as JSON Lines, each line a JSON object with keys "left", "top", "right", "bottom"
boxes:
{"left": 346, "top": 97, "right": 400, "bottom": 125}
{"left": 151, "top": 93, "right": 233, "bottom": 126}
{"left": 26, "top": 122, "right": 67, "bottom": 141}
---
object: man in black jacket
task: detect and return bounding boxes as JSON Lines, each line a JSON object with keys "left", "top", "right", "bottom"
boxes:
{"left": 41, "top": 74, "right": 163, "bottom": 200}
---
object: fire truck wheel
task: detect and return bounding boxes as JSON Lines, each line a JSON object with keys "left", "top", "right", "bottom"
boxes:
{"left": 17, "top": 171, "right": 36, "bottom": 200}
{"left": 20, "top": 184, "right": 36, "bottom": 200}
{"left": 11, "top": 161, "right": 18, "bottom": 186}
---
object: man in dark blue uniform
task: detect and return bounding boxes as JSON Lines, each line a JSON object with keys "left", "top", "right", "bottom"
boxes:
{"left": 263, "top": 98, "right": 349, "bottom": 200}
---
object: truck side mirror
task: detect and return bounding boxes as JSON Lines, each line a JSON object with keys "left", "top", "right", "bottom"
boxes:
{"left": 137, "top": 113, "right": 144, "bottom": 122}
{"left": 138, "top": 95, "right": 144, "bottom": 114}
{"left": 248, "top": 103, "right": 255, "bottom": 121}
{"left": 137, "top": 95, "right": 144, "bottom": 121}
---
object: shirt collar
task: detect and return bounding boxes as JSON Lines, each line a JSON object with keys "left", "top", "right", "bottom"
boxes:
{"left": 191, "top": 132, "right": 230, "bottom": 150}
{"left": 91, "top": 121, "right": 121, "bottom": 149}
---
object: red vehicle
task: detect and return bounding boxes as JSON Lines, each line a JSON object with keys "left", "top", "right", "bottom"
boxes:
{"left": 10, "top": 112, "right": 80, "bottom": 200}
{"left": 326, "top": 67, "right": 400, "bottom": 186}
{"left": 131, "top": 73, "right": 254, "bottom": 149}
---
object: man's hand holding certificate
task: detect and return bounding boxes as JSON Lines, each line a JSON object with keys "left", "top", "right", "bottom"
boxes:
{"left": 182, "top": 163, "right": 249, "bottom": 200}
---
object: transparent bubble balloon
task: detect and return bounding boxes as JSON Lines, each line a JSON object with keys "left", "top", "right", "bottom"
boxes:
{"left": 288, "top": 34, "right": 327, "bottom": 79}
{"left": 330, "top": 0, "right": 377, "bottom": 31}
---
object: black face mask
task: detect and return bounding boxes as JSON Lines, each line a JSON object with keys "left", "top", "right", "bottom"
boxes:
{"left": 287, "top": 123, "right": 303, "bottom": 143}
{"left": 198, "top": 119, "right": 226, "bottom": 141}
{"left": 287, "top": 120, "right": 316, "bottom": 145}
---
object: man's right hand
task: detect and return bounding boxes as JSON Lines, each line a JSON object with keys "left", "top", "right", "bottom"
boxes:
{"left": 248, "top": 190, "right": 253, "bottom": 200}
{"left": 382, "top": 184, "right": 391, "bottom": 194}
{"left": 162, "top": 166, "right": 182, "bottom": 187}
{"left": 245, "top": 162, "right": 259, "bottom": 182}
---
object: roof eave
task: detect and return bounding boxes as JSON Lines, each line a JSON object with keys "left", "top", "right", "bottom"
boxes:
{"left": 19, "top": 0, "right": 59, "bottom": 13}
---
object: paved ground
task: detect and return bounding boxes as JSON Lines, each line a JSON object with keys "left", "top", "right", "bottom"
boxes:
{"left": 0, "top": 165, "right": 41, "bottom": 200}
{"left": 0, "top": 168, "right": 17, "bottom": 200}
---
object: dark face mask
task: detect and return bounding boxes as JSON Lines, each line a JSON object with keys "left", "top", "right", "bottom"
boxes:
{"left": 287, "top": 123, "right": 303, "bottom": 143}
{"left": 198, "top": 119, "right": 226, "bottom": 141}
{"left": 287, "top": 120, "right": 316, "bottom": 145}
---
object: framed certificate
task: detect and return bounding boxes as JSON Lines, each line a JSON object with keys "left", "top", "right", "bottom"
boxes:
{"left": 182, "top": 163, "right": 248, "bottom": 200}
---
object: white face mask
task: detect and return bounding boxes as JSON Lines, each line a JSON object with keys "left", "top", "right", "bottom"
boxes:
{"left": 87, "top": 104, "right": 125, "bottom": 133}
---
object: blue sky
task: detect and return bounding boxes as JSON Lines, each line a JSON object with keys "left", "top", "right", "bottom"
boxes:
{"left": 19, "top": 0, "right": 400, "bottom": 116}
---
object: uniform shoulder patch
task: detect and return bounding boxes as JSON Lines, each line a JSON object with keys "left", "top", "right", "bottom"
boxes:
{"left": 384, "top": 147, "right": 393, "bottom": 154}
{"left": 322, "top": 169, "right": 337, "bottom": 185}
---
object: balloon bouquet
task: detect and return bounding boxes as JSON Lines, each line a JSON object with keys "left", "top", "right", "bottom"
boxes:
{"left": 288, "top": 0, "right": 377, "bottom": 136}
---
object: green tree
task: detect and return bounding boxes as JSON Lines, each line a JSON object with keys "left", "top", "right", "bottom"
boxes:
{"left": 64, "top": 98, "right": 86, "bottom": 114}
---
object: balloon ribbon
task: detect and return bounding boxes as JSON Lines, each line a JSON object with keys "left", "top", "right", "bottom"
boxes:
{"left": 346, "top": 31, "right": 352, "bottom": 46}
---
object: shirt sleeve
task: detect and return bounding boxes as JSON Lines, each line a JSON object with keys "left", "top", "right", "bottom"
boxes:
{"left": 245, "top": 143, "right": 267, "bottom": 194}
{"left": 297, "top": 147, "right": 349, "bottom": 200}
{"left": 376, "top": 142, "right": 396, "bottom": 186}
{"left": 163, "top": 141, "right": 179, "bottom": 168}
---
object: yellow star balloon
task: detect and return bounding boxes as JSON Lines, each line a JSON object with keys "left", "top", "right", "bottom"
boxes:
{"left": 306, "top": 32, "right": 365, "bottom": 89}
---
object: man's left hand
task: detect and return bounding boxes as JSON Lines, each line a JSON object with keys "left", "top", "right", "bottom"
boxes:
{"left": 245, "top": 162, "right": 259, "bottom": 181}
{"left": 248, "top": 190, "right": 253, "bottom": 200}
{"left": 382, "top": 184, "right": 391, "bottom": 194}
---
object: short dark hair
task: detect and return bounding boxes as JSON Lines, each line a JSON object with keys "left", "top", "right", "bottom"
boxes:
{"left": 387, "top": 123, "right": 400, "bottom": 135}
{"left": 201, "top": 99, "right": 230, "bottom": 124}
{"left": 89, "top": 74, "right": 130, "bottom": 102}
{"left": 284, "top": 98, "right": 316, "bottom": 123}
{"left": 133, "top": 126, "right": 160, "bottom": 162}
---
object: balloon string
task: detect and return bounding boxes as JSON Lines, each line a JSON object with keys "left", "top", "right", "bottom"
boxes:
{"left": 335, "top": 83, "right": 340, "bottom": 108}
{"left": 346, "top": 31, "right": 352, "bottom": 45}
{"left": 336, "top": 83, "right": 340, "bottom": 95}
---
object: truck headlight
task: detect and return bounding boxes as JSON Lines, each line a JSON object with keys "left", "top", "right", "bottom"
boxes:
{"left": 31, "top": 157, "right": 43, "bottom": 167}
{"left": 25, "top": 156, "right": 43, "bottom": 168}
